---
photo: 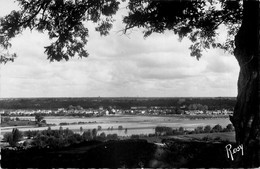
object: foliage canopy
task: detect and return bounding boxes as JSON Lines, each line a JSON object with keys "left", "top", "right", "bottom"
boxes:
{"left": 0, "top": 0, "right": 119, "bottom": 62}
{"left": 123, "top": 0, "right": 243, "bottom": 59}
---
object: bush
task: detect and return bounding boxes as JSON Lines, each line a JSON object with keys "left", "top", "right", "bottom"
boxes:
{"left": 130, "top": 135, "right": 140, "bottom": 139}
{"left": 155, "top": 126, "right": 173, "bottom": 136}
{"left": 202, "top": 136, "right": 212, "bottom": 141}
{"left": 35, "top": 114, "right": 44, "bottom": 126}
{"left": 194, "top": 126, "right": 204, "bottom": 134}
{"left": 3, "top": 133, "right": 13, "bottom": 144}
{"left": 97, "top": 126, "right": 102, "bottom": 130}
{"left": 80, "top": 126, "right": 83, "bottom": 132}
{"left": 23, "top": 140, "right": 30, "bottom": 147}
{"left": 106, "top": 134, "right": 118, "bottom": 140}
{"left": 172, "top": 129, "right": 179, "bottom": 135}
{"left": 204, "top": 125, "right": 211, "bottom": 133}
{"left": 82, "top": 130, "right": 92, "bottom": 141}
{"left": 178, "top": 127, "right": 184, "bottom": 134}
{"left": 214, "top": 137, "right": 222, "bottom": 141}
{"left": 148, "top": 133, "right": 155, "bottom": 137}
{"left": 118, "top": 125, "right": 123, "bottom": 130}
{"left": 68, "top": 133, "right": 82, "bottom": 144}
{"left": 24, "top": 130, "right": 39, "bottom": 139}
{"left": 212, "top": 124, "right": 223, "bottom": 133}
{"left": 92, "top": 128, "right": 97, "bottom": 138}
{"left": 96, "top": 132, "right": 106, "bottom": 141}
{"left": 188, "top": 131, "right": 195, "bottom": 134}
{"left": 225, "top": 124, "right": 234, "bottom": 132}
{"left": 32, "top": 135, "right": 47, "bottom": 148}
{"left": 95, "top": 136, "right": 106, "bottom": 141}
{"left": 31, "top": 128, "right": 79, "bottom": 148}
{"left": 3, "top": 128, "right": 23, "bottom": 147}
{"left": 59, "top": 122, "right": 69, "bottom": 126}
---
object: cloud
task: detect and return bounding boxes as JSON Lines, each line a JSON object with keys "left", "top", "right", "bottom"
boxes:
{"left": 204, "top": 50, "right": 238, "bottom": 74}
{"left": 0, "top": 0, "right": 239, "bottom": 98}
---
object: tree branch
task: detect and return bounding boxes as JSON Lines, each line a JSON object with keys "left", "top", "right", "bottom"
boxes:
{"left": 17, "top": 1, "right": 48, "bottom": 28}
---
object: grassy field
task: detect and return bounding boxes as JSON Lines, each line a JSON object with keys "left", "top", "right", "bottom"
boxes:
{"left": 1, "top": 120, "right": 36, "bottom": 127}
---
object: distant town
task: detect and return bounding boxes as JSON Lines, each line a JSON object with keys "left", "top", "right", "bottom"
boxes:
{"left": 1, "top": 104, "right": 233, "bottom": 117}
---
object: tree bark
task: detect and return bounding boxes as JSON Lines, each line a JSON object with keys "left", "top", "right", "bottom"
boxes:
{"left": 230, "top": 0, "right": 259, "bottom": 167}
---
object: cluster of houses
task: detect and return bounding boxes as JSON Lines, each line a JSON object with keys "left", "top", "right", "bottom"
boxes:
{"left": 125, "top": 107, "right": 233, "bottom": 116}
{"left": 0, "top": 105, "right": 233, "bottom": 117}
{"left": 0, "top": 106, "right": 121, "bottom": 117}
{"left": 184, "top": 109, "right": 233, "bottom": 116}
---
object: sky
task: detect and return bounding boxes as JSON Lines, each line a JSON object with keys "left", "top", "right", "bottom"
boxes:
{"left": 0, "top": 0, "right": 239, "bottom": 98}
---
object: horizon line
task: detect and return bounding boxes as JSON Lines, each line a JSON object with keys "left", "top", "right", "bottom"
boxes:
{"left": 0, "top": 96, "right": 237, "bottom": 99}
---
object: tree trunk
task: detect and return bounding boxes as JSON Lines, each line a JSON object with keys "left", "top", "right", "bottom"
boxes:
{"left": 230, "top": 1, "right": 259, "bottom": 167}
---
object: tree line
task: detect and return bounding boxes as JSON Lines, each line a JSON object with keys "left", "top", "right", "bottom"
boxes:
{"left": 0, "top": 97, "right": 236, "bottom": 110}
{"left": 3, "top": 127, "right": 122, "bottom": 149}
{"left": 3, "top": 123, "right": 234, "bottom": 148}
{"left": 155, "top": 124, "right": 234, "bottom": 136}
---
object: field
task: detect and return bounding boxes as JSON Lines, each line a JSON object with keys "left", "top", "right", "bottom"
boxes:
{"left": 1, "top": 120, "right": 36, "bottom": 127}
{"left": 1, "top": 115, "right": 231, "bottom": 134}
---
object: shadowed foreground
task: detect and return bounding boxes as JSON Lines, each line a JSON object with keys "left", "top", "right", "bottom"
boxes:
{"left": 1, "top": 139, "right": 234, "bottom": 168}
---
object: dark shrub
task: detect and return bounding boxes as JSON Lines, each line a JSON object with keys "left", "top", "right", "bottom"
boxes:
{"left": 130, "top": 135, "right": 140, "bottom": 139}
